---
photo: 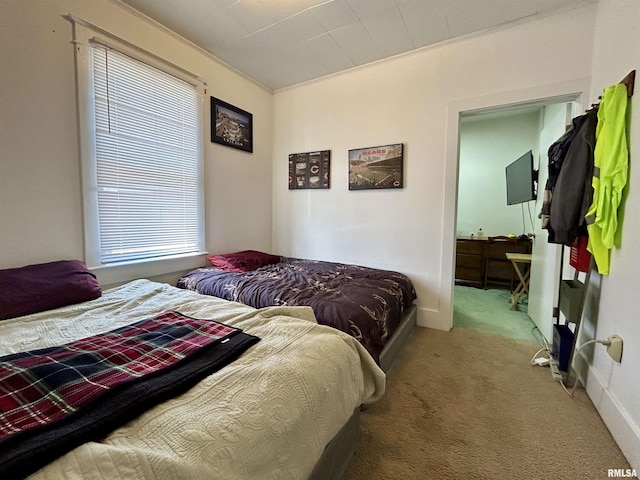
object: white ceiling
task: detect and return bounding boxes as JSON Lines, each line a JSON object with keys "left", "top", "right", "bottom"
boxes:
{"left": 118, "top": 0, "right": 596, "bottom": 91}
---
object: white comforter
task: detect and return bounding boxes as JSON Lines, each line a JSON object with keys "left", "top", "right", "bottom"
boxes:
{"left": 0, "top": 280, "right": 385, "bottom": 480}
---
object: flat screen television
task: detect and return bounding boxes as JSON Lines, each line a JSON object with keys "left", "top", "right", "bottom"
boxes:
{"left": 505, "top": 150, "right": 536, "bottom": 205}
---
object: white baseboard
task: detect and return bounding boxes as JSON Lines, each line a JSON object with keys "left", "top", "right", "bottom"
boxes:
{"left": 585, "top": 366, "right": 640, "bottom": 471}
{"left": 420, "top": 305, "right": 639, "bottom": 469}
{"left": 416, "top": 306, "right": 451, "bottom": 331}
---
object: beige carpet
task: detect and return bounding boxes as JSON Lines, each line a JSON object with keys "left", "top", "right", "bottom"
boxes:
{"left": 343, "top": 327, "right": 630, "bottom": 480}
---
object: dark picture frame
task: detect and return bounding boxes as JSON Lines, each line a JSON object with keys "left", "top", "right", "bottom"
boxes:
{"left": 289, "top": 150, "right": 331, "bottom": 189}
{"left": 348, "top": 143, "right": 404, "bottom": 190}
{"left": 211, "top": 97, "right": 253, "bottom": 153}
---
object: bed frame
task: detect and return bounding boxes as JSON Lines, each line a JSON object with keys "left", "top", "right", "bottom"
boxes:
{"left": 379, "top": 304, "right": 417, "bottom": 372}
{"left": 166, "top": 270, "right": 416, "bottom": 478}
{"left": 306, "top": 306, "right": 417, "bottom": 479}
{"left": 308, "top": 407, "right": 360, "bottom": 480}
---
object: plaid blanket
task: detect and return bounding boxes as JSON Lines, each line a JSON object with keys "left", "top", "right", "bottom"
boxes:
{"left": 0, "top": 311, "right": 260, "bottom": 478}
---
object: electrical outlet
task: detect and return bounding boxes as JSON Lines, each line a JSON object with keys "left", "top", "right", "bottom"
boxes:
{"left": 606, "top": 335, "right": 623, "bottom": 363}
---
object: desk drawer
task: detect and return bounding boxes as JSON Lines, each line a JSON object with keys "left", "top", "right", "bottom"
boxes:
{"left": 455, "top": 266, "right": 483, "bottom": 283}
{"left": 456, "top": 253, "right": 483, "bottom": 269}
{"left": 456, "top": 240, "right": 483, "bottom": 255}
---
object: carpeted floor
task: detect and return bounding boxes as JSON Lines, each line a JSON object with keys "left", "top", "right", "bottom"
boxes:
{"left": 342, "top": 287, "right": 631, "bottom": 480}
{"left": 452, "top": 285, "right": 541, "bottom": 342}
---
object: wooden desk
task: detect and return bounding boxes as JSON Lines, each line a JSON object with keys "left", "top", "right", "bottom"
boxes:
{"left": 455, "top": 236, "right": 486, "bottom": 287}
{"left": 455, "top": 236, "right": 531, "bottom": 288}
{"left": 505, "top": 253, "right": 532, "bottom": 310}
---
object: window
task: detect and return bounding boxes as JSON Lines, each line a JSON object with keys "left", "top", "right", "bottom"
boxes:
{"left": 87, "top": 43, "right": 203, "bottom": 265}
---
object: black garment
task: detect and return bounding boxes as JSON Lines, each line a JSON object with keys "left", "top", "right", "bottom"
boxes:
{"left": 547, "top": 108, "right": 598, "bottom": 245}
{"left": 540, "top": 112, "right": 586, "bottom": 231}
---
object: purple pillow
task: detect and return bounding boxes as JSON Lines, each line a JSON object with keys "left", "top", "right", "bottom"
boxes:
{"left": 0, "top": 260, "right": 102, "bottom": 320}
{"left": 207, "top": 250, "right": 281, "bottom": 273}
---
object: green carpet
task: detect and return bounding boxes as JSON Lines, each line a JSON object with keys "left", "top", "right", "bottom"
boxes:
{"left": 453, "top": 285, "right": 541, "bottom": 343}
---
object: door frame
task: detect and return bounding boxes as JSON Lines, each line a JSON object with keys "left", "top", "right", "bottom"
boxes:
{"left": 437, "top": 78, "right": 591, "bottom": 332}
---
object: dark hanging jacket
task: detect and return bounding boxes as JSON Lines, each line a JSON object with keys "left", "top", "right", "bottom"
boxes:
{"left": 547, "top": 107, "right": 598, "bottom": 245}
{"left": 539, "top": 117, "right": 579, "bottom": 231}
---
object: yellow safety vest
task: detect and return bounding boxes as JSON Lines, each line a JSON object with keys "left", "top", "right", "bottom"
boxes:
{"left": 586, "top": 83, "right": 629, "bottom": 275}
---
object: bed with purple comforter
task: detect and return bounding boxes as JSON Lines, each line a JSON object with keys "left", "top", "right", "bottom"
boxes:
{"left": 177, "top": 256, "right": 417, "bottom": 365}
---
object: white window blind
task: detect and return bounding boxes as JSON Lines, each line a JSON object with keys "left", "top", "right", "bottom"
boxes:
{"left": 91, "top": 44, "right": 200, "bottom": 264}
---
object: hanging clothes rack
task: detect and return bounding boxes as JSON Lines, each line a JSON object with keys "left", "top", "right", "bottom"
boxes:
{"left": 556, "top": 69, "right": 635, "bottom": 388}
{"left": 586, "top": 70, "right": 634, "bottom": 111}
{"left": 620, "top": 70, "right": 636, "bottom": 97}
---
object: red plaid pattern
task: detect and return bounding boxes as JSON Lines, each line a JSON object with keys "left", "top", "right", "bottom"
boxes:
{"left": 0, "top": 311, "right": 237, "bottom": 440}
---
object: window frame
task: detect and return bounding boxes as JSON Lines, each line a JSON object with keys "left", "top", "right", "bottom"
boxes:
{"left": 73, "top": 25, "right": 206, "bottom": 285}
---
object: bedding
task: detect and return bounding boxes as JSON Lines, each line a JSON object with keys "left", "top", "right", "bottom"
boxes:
{"left": 0, "top": 260, "right": 101, "bottom": 321}
{"left": 1, "top": 311, "right": 259, "bottom": 479}
{"left": 0, "top": 279, "right": 385, "bottom": 479}
{"left": 207, "top": 250, "right": 281, "bottom": 272}
{"left": 177, "top": 257, "right": 417, "bottom": 363}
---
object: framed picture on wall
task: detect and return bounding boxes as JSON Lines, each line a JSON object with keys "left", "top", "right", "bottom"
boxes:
{"left": 348, "top": 143, "right": 404, "bottom": 190}
{"left": 211, "top": 97, "right": 253, "bottom": 153}
{"left": 288, "top": 150, "right": 331, "bottom": 189}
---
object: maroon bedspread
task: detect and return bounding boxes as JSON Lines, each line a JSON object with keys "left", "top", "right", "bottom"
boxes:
{"left": 177, "top": 258, "right": 416, "bottom": 362}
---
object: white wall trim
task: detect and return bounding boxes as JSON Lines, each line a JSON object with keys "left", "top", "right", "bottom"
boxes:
{"left": 108, "top": 0, "right": 272, "bottom": 93}
{"left": 94, "top": 252, "right": 208, "bottom": 288}
{"left": 272, "top": 2, "right": 598, "bottom": 94}
{"left": 585, "top": 365, "right": 640, "bottom": 470}
{"left": 417, "top": 307, "right": 451, "bottom": 331}
{"left": 71, "top": 20, "right": 207, "bottom": 280}
{"left": 441, "top": 76, "right": 640, "bottom": 469}
{"left": 441, "top": 77, "right": 591, "bottom": 332}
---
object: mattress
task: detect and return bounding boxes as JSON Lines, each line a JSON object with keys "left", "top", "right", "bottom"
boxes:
{"left": 177, "top": 257, "right": 417, "bottom": 363}
{"left": 0, "top": 279, "right": 385, "bottom": 479}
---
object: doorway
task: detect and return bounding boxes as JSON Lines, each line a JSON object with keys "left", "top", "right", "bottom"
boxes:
{"left": 443, "top": 88, "right": 586, "bottom": 339}
{"left": 455, "top": 106, "right": 544, "bottom": 342}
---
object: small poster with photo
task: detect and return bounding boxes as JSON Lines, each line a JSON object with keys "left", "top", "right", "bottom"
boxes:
{"left": 288, "top": 150, "right": 331, "bottom": 189}
{"left": 211, "top": 97, "right": 253, "bottom": 153}
{"left": 348, "top": 143, "right": 403, "bottom": 190}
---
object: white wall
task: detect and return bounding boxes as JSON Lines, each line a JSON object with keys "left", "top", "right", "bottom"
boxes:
{"left": 578, "top": 0, "right": 640, "bottom": 470}
{"left": 273, "top": 5, "right": 596, "bottom": 330}
{"left": 3, "top": 0, "right": 637, "bottom": 469}
{"left": 457, "top": 111, "right": 541, "bottom": 238}
{"left": 527, "top": 103, "right": 569, "bottom": 343}
{"left": 0, "top": 0, "right": 273, "bottom": 284}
